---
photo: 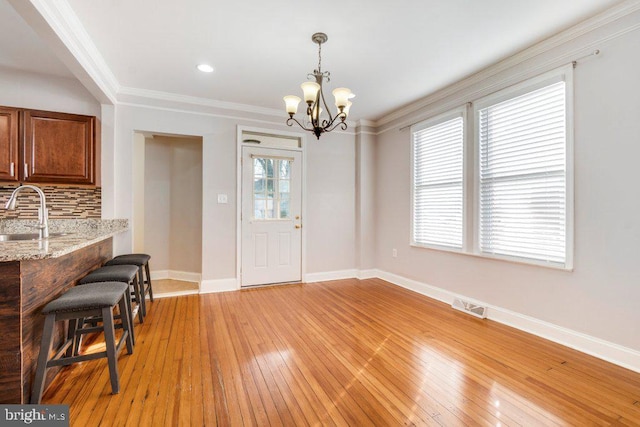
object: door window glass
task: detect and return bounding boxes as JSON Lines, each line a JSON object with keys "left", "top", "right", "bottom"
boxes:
{"left": 253, "top": 157, "right": 291, "bottom": 219}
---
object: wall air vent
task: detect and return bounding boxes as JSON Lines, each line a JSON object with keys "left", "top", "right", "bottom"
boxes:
{"left": 452, "top": 298, "right": 487, "bottom": 319}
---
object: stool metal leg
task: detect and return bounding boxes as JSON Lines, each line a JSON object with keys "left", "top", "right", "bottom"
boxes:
{"left": 66, "top": 318, "right": 78, "bottom": 358}
{"left": 119, "top": 297, "right": 134, "bottom": 355}
{"left": 144, "top": 262, "right": 154, "bottom": 302}
{"left": 31, "top": 314, "right": 56, "bottom": 404}
{"left": 136, "top": 274, "right": 147, "bottom": 318}
{"left": 72, "top": 317, "right": 85, "bottom": 356}
{"left": 123, "top": 292, "right": 135, "bottom": 346}
{"left": 102, "top": 306, "right": 120, "bottom": 394}
{"left": 137, "top": 265, "right": 145, "bottom": 305}
{"left": 131, "top": 277, "right": 144, "bottom": 324}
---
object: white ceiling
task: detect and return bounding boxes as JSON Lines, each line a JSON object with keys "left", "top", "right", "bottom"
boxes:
{"left": 3, "top": 0, "right": 626, "bottom": 120}
{"left": 0, "top": 0, "right": 71, "bottom": 78}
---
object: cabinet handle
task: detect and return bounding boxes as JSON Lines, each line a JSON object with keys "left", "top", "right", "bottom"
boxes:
{"left": 10, "top": 162, "right": 14, "bottom": 177}
{"left": 24, "top": 163, "right": 28, "bottom": 179}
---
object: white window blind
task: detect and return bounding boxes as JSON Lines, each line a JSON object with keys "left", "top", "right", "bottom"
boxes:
{"left": 478, "top": 81, "right": 567, "bottom": 265}
{"left": 412, "top": 115, "right": 464, "bottom": 249}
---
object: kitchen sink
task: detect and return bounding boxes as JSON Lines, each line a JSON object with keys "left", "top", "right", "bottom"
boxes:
{"left": 0, "top": 232, "right": 71, "bottom": 242}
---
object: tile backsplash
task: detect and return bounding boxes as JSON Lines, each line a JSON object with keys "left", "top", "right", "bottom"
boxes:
{"left": 0, "top": 184, "right": 101, "bottom": 219}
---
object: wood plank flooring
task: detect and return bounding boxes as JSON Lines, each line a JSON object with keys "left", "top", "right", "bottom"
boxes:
{"left": 153, "top": 279, "right": 200, "bottom": 297}
{"left": 42, "top": 278, "right": 640, "bottom": 426}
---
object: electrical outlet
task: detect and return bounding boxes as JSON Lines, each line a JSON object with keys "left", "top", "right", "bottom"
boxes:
{"left": 217, "top": 194, "right": 228, "bottom": 204}
{"left": 392, "top": 248, "right": 397, "bottom": 258}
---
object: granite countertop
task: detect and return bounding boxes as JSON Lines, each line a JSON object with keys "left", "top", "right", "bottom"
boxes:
{"left": 0, "top": 219, "right": 128, "bottom": 261}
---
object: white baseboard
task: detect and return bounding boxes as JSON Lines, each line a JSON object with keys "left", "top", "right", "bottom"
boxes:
{"left": 303, "top": 269, "right": 358, "bottom": 283}
{"left": 374, "top": 269, "right": 640, "bottom": 373}
{"left": 200, "top": 278, "right": 238, "bottom": 294}
{"left": 153, "top": 289, "right": 199, "bottom": 299}
{"left": 150, "top": 270, "right": 170, "bottom": 280}
{"left": 357, "top": 268, "right": 381, "bottom": 280}
{"left": 151, "top": 270, "right": 201, "bottom": 283}
{"left": 170, "top": 270, "right": 201, "bottom": 282}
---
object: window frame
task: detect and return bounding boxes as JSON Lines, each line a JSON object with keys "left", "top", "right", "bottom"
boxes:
{"left": 472, "top": 65, "right": 574, "bottom": 270}
{"left": 410, "top": 106, "right": 469, "bottom": 253}
{"left": 409, "top": 65, "right": 574, "bottom": 270}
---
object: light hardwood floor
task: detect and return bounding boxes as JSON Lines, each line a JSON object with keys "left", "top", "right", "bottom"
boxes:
{"left": 153, "top": 279, "right": 199, "bottom": 297}
{"left": 42, "top": 278, "right": 640, "bottom": 426}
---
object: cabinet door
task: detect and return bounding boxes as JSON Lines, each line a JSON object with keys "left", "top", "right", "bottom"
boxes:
{"left": 0, "top": 107, "right": 19, "bottom": 181}
{"left": 23, "top": 110, "right": 95, "bottom": 184}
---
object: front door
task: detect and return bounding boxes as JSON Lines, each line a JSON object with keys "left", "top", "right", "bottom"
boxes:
{"left": 241, "top": 146, "right": 302, "bottom": 286}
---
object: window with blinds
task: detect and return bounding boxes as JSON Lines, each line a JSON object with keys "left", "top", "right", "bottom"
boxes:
{"left": 478, "top": 80, "right": 568, "bottom": 266}
{"left": 412, "top": 114, "right": 464, "bottom": 249}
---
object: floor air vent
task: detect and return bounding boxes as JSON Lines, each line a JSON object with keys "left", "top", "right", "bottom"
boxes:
{"left": 452, "top": 298, "right": 487, "bottom": 319}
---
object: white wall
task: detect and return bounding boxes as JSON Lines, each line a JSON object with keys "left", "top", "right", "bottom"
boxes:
{"left": 143, "top": 136, "right": 171, "bottom": 270}
{"left": 132, "top": 132, "right": 145, "bottom": 252}
{"left": 167, "top": 136, "right": 203, "bottom": 273}
{"left": 305, "top": 130, "right": 356, "bottom": 273}
{"left": 106, "top": 104, "right": 357, "bottom": 289}
{"left": 0, "top": 66, "right": 100, "bottom": 116}
{"left": 374, "top": 14, "right": 640, "bottom": 354}
{"left": 355, "top": 124, "right": 377, "bottom": 271}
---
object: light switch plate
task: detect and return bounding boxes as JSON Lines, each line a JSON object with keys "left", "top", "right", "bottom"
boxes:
{"left": 217, "top": 194, "right": 228, "bottom": 204}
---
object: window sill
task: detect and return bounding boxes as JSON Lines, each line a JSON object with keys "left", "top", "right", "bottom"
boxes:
{"left": 410, "top": 242, "right": 573, "bottom": 272}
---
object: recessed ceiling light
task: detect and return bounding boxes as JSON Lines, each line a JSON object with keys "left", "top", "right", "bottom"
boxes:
{"left": 197, "top": 64, "right": 214, "bottom": 73}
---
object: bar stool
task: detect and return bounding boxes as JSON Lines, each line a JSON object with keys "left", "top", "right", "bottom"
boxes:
{"left": 79, "top": 264, "right": 144, "bottom": 324}
{"left": 105, "top": 254, "right": 154, "bottom": 316}
{"left": 31, "top": 282, "right": 133, "bottom": 404}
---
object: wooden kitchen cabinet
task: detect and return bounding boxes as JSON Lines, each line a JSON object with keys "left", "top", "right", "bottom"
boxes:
{"left": 23, "top": 110, "right": 95, "bottom": 184}
{"left": 0, "top": 107, "right": 19, "bottom": 181}
{"left": 0, "top": 106, "right": 96, "bottom": 185}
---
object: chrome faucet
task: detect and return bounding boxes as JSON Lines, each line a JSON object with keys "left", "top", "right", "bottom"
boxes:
{"left": 5, "top": 185, "right": 49, "bottom": 239}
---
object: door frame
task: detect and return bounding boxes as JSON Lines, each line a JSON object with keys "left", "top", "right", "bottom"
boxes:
{"left": 236, "top": 125, "right": 307, "bottom": 287}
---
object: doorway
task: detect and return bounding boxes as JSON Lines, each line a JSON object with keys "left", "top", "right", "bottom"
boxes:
{"left": 132, "top": 132, "right": 203, "bottom": 296}
{"left": 239, "top": 130, "right": 304, "bottom": 287}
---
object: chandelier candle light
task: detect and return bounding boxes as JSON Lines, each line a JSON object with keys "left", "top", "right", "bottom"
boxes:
{"left": 283, "top": 32, "right": 355, "bottom": 139}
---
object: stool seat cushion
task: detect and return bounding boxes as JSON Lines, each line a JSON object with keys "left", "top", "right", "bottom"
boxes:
{"left": 42, "top": 282, "right": 128, "bottom": 314}
{"left": 106, "top": 254, "right": 151, "bottom": 267}
{"left": 79, "top": 265, "right": 139, "bottom": 284}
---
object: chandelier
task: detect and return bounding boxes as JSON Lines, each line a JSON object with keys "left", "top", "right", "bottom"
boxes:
{"left": 283, "top": 32, "right": 355, "bottom": 140}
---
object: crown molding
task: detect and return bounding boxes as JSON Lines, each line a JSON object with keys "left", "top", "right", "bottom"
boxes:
{"left": 356, "top": 119, "right": 376, "bottom": 128}
{"left": 374, "top": 0, "right": 640, "bottom": 128}
{"left": 355, "top": 119, "right": 377, "bottom": 135}
{"left": 117, "top": 86, "right": 358, "bottom": 130}
{"left": 117, "top": 86, "right": 284, "bottom": 118}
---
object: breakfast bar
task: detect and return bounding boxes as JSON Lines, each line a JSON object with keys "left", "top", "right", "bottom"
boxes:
{"left": 0, "top": 219, "right": 128, "bottom": 403}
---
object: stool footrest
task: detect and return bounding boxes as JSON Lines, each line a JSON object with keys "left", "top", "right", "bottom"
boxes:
{"left": 51, "top": 338, "right": 74, "bottom": 361}
{"left": 47, "top": 331, "right": 130, "bottom": 367}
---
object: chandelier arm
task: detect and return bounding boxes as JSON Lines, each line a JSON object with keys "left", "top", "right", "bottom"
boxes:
{"left": 309, "top": 102, "right": 320, "bottom": 129}
{"left": 286, "top": 116, "right": 314, "bottom": 132}
{"left": 325, "top": 119, "right": 348, "bottom": 133}
{"left": 318, "top": 83, "right": 334, "bottom": 125}
{"left": 320, "top": 110, "right": 346, "bottom": 130}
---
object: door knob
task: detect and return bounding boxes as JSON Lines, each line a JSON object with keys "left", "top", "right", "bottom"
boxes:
{"left": 295, "top": 224, "right": 301, "bottom": 229}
